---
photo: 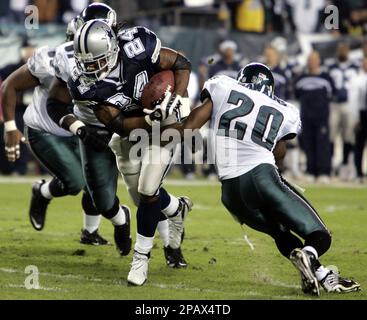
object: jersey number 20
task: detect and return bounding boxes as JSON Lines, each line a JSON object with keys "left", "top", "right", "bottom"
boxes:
{"left": 217, "top": 90, "right": 284, "bottom": 151}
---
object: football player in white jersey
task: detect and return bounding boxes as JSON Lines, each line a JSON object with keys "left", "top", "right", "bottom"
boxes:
{"left": 1, "top": 18, "right": 109, "bottom": 245}
{"left": 168, "top": 63, "right": 360, "bottom": 295}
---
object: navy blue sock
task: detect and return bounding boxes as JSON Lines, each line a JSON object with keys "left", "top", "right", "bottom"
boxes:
{"left": 137, "top": 197, "right": 161, "bottom": 238}
{"left": 160, "top": 188, "right": 171, "bottom": 210}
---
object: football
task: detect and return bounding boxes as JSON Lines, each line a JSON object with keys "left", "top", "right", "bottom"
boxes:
{"left": 141, "top": 70, "right": 175, "bottom": 109}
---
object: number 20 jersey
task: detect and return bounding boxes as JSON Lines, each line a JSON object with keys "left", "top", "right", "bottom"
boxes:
{"left": 202, "top": 75, "right": 301, "bottom": 181}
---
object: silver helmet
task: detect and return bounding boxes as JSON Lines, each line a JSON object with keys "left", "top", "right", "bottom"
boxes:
{"left": 74, "top": 20, "right": 119, "bottom": 81}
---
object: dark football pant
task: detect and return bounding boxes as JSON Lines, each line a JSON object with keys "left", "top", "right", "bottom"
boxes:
{"left": 79, "top": 133, "right": 119, "bottom": 215}
{"left": 221, "top": 163, "right": 331, "bottom": 257}
{"left": 299, "top": 118, "right": 331, "bottom": 176}
{"left": 25, "top": 126, "right": 98, "bottom": 215}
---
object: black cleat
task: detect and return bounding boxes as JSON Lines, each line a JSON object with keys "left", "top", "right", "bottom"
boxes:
{"left": 164, "top": 246, "right": 188, "bottom": 268}
{"left": 320, "top": 270, "right": 361, "bottom": 293}
{"left": 80, "top": 229, "right": 110, "bottom": 246}
{"left": 29, "top": 180, "right": 51, "bottom": 231}
{"left": 114, "top": 205, "right": 132, "bottom": 256}
{"left": 290, "top": 248, "right": 320, "bottom": 296}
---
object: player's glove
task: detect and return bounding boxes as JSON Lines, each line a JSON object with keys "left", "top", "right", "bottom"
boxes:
{"left": 144, "top": 87, "right": 183, "bottom": 125}
{"left": 76, "top": 126, "right": 110, "bottom": 151}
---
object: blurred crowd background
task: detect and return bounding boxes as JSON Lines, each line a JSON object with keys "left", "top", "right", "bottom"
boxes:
{"left": 0, "top": 0, "right": 367, "bottom": 183}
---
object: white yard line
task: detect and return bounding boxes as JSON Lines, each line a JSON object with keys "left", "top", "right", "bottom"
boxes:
{"left": 0, "top": 267, "right": 299, "bottom": 299}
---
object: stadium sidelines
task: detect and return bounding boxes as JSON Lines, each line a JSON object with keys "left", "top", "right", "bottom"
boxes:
{"left": 0, "top": 176, "right": 365, "bottom": 189}
{"left": 0, "top": 267, "right": 302, "bottom": 299}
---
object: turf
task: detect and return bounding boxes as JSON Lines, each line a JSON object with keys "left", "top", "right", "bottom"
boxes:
{"left": 0, "top": 180, "right": 366, "bottom": 300}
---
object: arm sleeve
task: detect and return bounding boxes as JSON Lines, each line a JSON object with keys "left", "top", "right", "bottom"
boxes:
{"left": 279, "top": 103, "right": 302, "bottom": 140}
{"left": 53, "top": 44, "right": 72, "bottom": 83}
{"left": 27, "top": 46, "right": 55, "bottom": 83}
{"left": 200, "top": 75, "right": 223, "bottom": 102}
{"left": 124, "top": 27, "right": 162, "bottom": 65}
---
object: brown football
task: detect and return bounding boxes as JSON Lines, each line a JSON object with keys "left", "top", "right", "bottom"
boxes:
{"left": 141, "top": 70, "right": 175, "bottom": 109}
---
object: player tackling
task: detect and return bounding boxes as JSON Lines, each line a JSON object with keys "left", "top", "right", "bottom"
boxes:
{"left": 168, "top": 63, "right": 361, "bottom": 295}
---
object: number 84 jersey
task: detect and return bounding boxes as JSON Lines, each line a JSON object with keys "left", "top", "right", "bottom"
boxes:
{"left": 67, "top": 26, "right": 161, "bottom": 125}
{"left": 202, "top": 75, "right": 301, "bottom": 181}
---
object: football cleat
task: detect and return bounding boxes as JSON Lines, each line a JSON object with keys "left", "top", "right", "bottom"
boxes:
{"left": 320, "top": 270, "right": 361, "bottom": 293}
{"left": 127, "top": 251, "right": 150, "bottom": 286}
{"left": 290, "top": 248, "right": 320, "bottom": 296}
{"left": 114, "top": 205, "right": 132, "bottom": 256}
{"left": 29, "top": 180, "right": 51, "bottom": 231}
{"left": 168, "top": 196, "right": 193, "bottom": 249}
{"left": 164, "top": 246, "right": 188, "bottom": 268}
{"left": 80, "top": 229, "right": 110, "bottom": 246}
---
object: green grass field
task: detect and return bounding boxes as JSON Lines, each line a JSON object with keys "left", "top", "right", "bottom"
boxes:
{"left": 0, "top": 179, "right": 366, "bottom": 300}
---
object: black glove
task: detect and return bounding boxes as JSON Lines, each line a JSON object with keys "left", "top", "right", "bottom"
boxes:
{"left": 76, "top": 126, "right": 110, "bottom": 151}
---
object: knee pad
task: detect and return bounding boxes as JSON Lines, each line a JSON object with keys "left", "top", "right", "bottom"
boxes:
{"left": 138, "top": 145, "right": 173, "bottom": 197}
{"left": 82, "top": 191, "right": 98, "bottom": 215}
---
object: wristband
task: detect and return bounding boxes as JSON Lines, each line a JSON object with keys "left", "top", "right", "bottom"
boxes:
{"left": 69, "top": 120, "right": 85, "bottom": 135}
{"left": 4, "top": 120, "right": 17, "bottom": 132}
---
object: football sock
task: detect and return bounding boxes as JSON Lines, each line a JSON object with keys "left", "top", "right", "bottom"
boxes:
{"left": 40, "top": 180, "right": 53, "bottom": 199}
{"left": 110, "top": 206, "right": 127, "bottom": 226}
{"left": 160, "top": 188, "right": 180, "bottom": 217}
{"left": 135, "top": 233, "right": 154, "bottom": 255}
{"left": 83, "top": 214, "right": 101, "bottom": 233}
{"left": 315, "top": 265, "right": 330, "bottom": 281}
{"left": 302, "top": 245, "right": 318, "bottom": 259}
{"left": 137, "top": 196, "right": 161, "bottom": 238}
{"left": 157, "top": 219, "right": 169, "bottom": 247}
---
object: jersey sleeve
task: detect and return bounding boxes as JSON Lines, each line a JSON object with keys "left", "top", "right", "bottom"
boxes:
{"left": 279, "top": 103, "right": 301, "bottom": 140}
{"left": 67, "top": 75, "right": 98, "bottom": 106}
{"left": 53, "top": 42, "right": 74, "bottom": 82}
{"left": 200, "top": 75, "right": 224, "bottom": 102}
{"left": 27, "top": 46, "right": 55, "bottom": 83}
{"left": 120, "top": 26, "right": 161, "bottom": 65}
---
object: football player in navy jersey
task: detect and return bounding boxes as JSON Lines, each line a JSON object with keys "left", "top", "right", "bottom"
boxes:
{"left": 49, "top": 4, "right": 188, "bottom": 273}
{"left": 47, "top": 19, "right": 193, "bottom": 286}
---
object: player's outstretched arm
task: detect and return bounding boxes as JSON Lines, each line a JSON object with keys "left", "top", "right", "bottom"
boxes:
{"left": 167, "top": 98, "right": 213, "bottom": 135}
{"left": 94, "top": 104, "right": 151, "bottom": 137}
{"left": 1, "top": 64, "right": 39, "bottom": 162}
{"left": 46, "top": 77, "right": 78, "bottom": 132}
